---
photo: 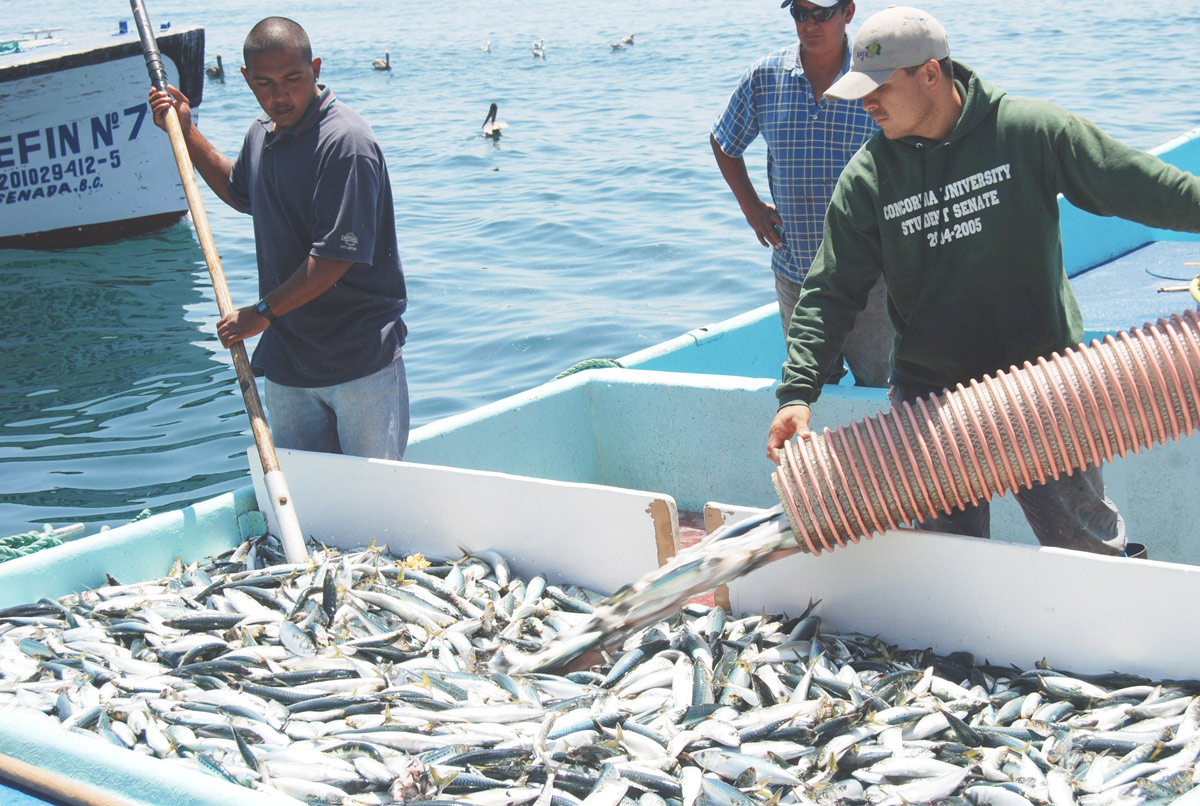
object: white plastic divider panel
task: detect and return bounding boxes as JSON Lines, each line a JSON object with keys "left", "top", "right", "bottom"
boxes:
{"left": 250, "top": 448, "right": 680, "bottom": 595}
{"left": 406, "top": 373, "right": 603, "bottom": 483}
{"left": 710, "top": 505, "right": 1200, "bottom": 681}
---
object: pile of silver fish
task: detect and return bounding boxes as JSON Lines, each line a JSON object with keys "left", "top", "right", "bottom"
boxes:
{"left": 0, "top": 530, "right": 1198, "bottom": 805}
{"left": 510, "top": 508, "right": 799, "bottom": 674}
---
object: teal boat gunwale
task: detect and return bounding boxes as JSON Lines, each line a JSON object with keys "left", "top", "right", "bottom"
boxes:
{"left": 0, "top": 706, "right": 303, "bottom": 806}
{"left": 0, "top": 486, "right": 256, "bottom": 609}
{"left": 0, "top": 485, "right": 301, "bottom": 805}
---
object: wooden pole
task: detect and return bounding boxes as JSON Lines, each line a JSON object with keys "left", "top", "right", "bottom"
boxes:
{"left": 129, "top": 0, "right": 308, "bottom": 563}
{"left": 0, "top": 751, "right": 133, "bottom": 806}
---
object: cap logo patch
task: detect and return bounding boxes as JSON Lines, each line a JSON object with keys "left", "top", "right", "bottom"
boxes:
{"left": 856, "top": 43, "right": 882, "bottom": 60}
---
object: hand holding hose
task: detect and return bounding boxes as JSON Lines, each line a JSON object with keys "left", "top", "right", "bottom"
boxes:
{"left": 767, "top": 403, "right": 812, "bottom": 462}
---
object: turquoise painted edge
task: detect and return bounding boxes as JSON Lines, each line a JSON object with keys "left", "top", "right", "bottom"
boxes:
{"left": 618, "top": 303, "right": 778, "bottom": 368}
{"left": 411, "top": 367, "right": 593, "bottom": 443}
{"left": 0, "top": 485, "right": 305, "bottom": 805}
{"left": 0, "top": 486, "right": 257, "bottom": 609}
{"left": 0, "top": 708, "right": 303, "bottom": 806}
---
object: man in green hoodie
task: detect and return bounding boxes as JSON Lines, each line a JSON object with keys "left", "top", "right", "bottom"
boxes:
{"left": 766, "top": 6, "right": 1200, "bottom": 555}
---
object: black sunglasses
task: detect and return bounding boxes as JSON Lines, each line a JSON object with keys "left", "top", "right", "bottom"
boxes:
{"left": 783, "top": 1, "right": 848, "bottom": 23}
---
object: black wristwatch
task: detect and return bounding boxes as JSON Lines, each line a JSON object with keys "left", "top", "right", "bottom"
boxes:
{"left": 254, "top": 298, "right": 277, "bottom": 322}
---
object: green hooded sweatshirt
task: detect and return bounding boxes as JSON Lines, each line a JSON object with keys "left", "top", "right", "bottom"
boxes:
{"left": 777, "top": 62, "right": 1200, "bottom": 407}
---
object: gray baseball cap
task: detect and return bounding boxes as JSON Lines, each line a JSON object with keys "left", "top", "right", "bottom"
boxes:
{"left": 780, "top": 0, "right": 844, "bottom": 8}
{"left": 825, "top": 6, "right": 950, "bottom": 100}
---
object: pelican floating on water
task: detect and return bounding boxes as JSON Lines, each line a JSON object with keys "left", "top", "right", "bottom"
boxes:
{"left": 623, "top": 33, "right": 635, "bottom": 45}
{"left": 372, "top": 51, "right": 391, "bottom": 71}
{"left": 531, "top": 39, "right": 545, "bottom": 58}
{"left": 482, "top": 103, "right": 508, "bottom": 138}
{"left": 205, "top": 55, "right": 224, "bottom": 79}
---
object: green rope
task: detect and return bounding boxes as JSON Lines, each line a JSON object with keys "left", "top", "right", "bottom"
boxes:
{"left": 0, "top": 531, "right": 64, "bottom": 562}
{"left": 0, "top": 509, "right": 150, "bottom": 563}
{"left": 552, "top": 358, "right": 623, "bottom": 381}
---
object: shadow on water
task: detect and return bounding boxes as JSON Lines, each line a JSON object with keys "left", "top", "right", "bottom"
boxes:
{"left": 0, "top": 225, "right": 253, "bottom": 535}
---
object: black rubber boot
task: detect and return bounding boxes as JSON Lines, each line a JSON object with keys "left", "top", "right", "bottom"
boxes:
{"left": 1124, "top": 542, "right": 1148, "bottom": 560}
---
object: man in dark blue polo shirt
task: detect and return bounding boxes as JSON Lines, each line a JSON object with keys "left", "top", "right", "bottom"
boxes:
{"left": 150, "top": 16, "right": 409, "bottom": 460}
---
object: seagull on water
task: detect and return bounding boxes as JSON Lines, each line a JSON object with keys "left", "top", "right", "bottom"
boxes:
{"left": 205, "top": 55, "right": 224, "bottom": 79}
{"left": 531, "top": 39, "right": 546, "bottom": 58}
{"left": 481, "top": 41, "right": 491, "bottom": 52}
{"left": 609, "top": 41, "right": 625, "bottom": 50}
{"left": 372, "top": 51, "right": 391, "bottom": 71}
{"left": 482, "top": 102, "right": 508, "bottom": 138}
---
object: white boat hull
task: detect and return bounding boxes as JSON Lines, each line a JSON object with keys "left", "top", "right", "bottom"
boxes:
{"left": 0, "top": 26, "right": 204, "bottom": 247}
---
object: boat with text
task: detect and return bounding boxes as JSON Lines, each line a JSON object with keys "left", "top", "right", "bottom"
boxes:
{"left": 0, "top": 22, "right": 203, "bottom": 248}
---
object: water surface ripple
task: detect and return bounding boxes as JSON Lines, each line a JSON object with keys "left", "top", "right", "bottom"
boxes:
{"left": 1, "top": 0, "right": 1198, "bottom": 533}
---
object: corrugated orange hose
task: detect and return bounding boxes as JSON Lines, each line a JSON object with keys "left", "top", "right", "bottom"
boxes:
{"left": 774, "top": 310, "right": 1200, "bottom": 553}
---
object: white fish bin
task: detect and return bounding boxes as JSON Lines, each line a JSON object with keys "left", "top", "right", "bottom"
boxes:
{"left": 0, "top": 448, "right": 1197, "bottom": 804}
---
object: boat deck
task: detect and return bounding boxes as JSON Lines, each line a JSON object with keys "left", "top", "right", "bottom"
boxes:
{"left": 1074, "top": 240, "right": 1200, "bottom": 333}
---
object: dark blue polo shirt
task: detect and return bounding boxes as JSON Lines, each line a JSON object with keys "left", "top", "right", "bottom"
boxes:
{"left": 229, "top": 86, "right": 407, "bottom": 387}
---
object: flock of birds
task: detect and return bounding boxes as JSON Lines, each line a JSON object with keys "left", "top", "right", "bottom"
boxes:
{"left": 202, "top": 33, "right": 637, "bottom": 143}
{"left": 476, "top": 35, "right": 636, "bottom": 139}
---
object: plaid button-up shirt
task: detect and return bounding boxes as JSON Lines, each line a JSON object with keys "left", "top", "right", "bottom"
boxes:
{"left": 712, "top": 40, "right": 877, "bottom": 284}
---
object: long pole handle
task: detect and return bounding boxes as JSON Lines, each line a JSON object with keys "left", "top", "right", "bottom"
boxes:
{"left": 0, "top": 751, "right": 133, "bottom": 806}
{"left": 130, "top": 1, "right": 308, "bottom": 563}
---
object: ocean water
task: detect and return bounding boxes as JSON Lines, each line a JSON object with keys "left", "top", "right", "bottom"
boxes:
{"left": 1, "top": 0, "right": 1199, "bottom": 536}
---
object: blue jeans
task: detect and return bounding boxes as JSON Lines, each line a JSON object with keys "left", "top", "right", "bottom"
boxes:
{"left": 264, "top": 353, "right": 409, "bottom": 460}
{"left": 890, "top": 382, "right": 1126, "bottom": 555}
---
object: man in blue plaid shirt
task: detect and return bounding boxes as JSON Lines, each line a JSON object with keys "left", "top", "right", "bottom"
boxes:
{"left": 711, "top": 0, "right": 892, "bottom": 387}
